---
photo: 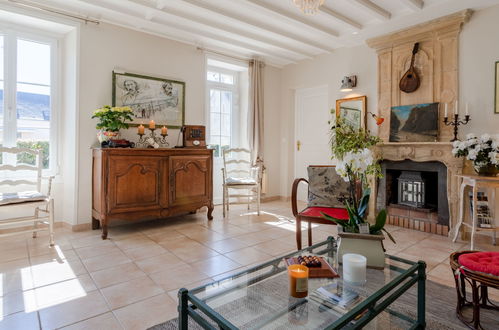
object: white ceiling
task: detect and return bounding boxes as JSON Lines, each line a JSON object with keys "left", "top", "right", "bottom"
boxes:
{"left": 4, "top": 0, "right": 499, "bottom": 67}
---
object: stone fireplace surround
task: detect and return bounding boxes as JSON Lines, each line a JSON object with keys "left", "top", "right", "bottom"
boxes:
{"left": 365, "top": 11, "right": 472, "bottom": 236}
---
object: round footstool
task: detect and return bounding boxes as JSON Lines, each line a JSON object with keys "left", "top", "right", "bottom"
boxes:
{"left": 450, "top": 251, "right": 499, "bottom": 329}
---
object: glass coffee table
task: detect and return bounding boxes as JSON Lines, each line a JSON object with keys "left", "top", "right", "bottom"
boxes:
{"left": 178, "top": 237, "right": 426, "bottom": 329}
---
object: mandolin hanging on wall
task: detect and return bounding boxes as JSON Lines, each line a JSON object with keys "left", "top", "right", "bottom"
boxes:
{"left": 399, "top": 43, "right": 420, "bottom": 93}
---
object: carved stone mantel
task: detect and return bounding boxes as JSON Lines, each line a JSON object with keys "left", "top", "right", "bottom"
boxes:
{"left": 368, "top": 142, "right": 464, "bottom": 234}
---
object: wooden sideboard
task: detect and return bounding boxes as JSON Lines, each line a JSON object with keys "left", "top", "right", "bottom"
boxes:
{"left": 92, "top": 148, "right": 214, "bottom": 239}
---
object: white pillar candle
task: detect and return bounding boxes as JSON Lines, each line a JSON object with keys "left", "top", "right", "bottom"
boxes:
{"left": 343, "top": 253, "right": 367, "bottom": 285}
{"left": 444, "top": 103, "right": 448, "bottom": 118}
{"left": 465, "top": 103, "right": 469, "bottom": 116}
{"left": 455, "top": 100, "right": 458, "bottom": 115}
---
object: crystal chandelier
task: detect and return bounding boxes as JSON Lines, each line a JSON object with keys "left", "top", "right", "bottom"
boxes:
{"left": 293, "top": 0, "right": 325, "bottom": 15}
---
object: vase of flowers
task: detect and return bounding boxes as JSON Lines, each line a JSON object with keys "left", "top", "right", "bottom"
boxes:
{"left": 323, "top": 119, "right": 395, "bottom": 268}
{"left": 92, "top": 106, "right": 134, "bottom": 145}
{"left": 452, "top": 134, "right": 499, "bottom": 176}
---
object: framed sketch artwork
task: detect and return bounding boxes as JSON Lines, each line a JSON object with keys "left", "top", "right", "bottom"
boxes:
{"left": 112, "top": 71, "right": 185, "bottom": 128}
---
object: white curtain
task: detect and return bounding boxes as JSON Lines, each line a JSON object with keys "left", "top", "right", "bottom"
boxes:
{"left": 248, "top": 59, "right": 265, "bottom": 166}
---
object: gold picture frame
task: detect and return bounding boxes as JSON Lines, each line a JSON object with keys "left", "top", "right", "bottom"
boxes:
{"left": 335, "top": 96, "right": 367, "bottom": 130}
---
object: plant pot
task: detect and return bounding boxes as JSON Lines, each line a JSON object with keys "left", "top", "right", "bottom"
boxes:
{"left": 97, "top": 130, "right": 120, "bottom": 144}
{"left": 473, "top": 164, "right": 499, "bottom": 177}
{"left": 337, "top": 232, "right": 385, "bottom": 269}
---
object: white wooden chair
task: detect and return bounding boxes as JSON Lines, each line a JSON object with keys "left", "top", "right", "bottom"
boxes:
{"left": 0, "top": 147, "right": 54, "bottom": 246}
{"left": 222, "top": 148, "right": 262, "bottom": 217}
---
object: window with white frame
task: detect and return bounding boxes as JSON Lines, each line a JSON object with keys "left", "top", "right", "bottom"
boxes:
{"left": 206, "top": 66, "right": 239, "bottom": 157}
{"left": 0, "top": 31, "right": 57, "bottom": 171}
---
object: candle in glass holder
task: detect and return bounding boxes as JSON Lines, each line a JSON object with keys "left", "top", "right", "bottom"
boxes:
{"left": 288, "top": 264, "right": 309, "bottom": 298}
{"left": 343, "top": 253, "right": 367, "bottom": 285}
{"left": 149, "top": 120, "right": 155, "bottom": 129}
{"left": 138, "top": 124, "right": 145, "bottom": 135}
{"left": 161, "top": 126, "right": 167, "bottom": 136}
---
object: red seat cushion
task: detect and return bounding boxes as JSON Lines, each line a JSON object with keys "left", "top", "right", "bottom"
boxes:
{"left": 458, "top": 252, "right": 499, "bottom": 277}
{"left": 299, "top": 207, "right": 349, "bottom": 220}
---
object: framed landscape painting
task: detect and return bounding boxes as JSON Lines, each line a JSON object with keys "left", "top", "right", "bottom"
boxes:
{"left": 389, "top": 102, "right": 439, "bottom": 142}
{"left": 112, "top": 71, "right": 185, "bottom": 128}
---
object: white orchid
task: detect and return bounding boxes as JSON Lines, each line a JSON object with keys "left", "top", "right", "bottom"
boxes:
{"left": 480, "top": 134, "right": 491, "bottom": 143}
{"left": 490, "top": 151, "right": 499, "bottom": 165}
{"left": 465, "top": 133, "right": 476, "bottom": 140}
{"left": 467, "top": 148, "right": 478, "bottom": 160}
{"left": 336, "top": 148, "right": 374, "bottom": 182}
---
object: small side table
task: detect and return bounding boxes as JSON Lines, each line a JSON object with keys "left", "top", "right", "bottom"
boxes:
{"left": 452, "top": 175, "right": 499, "bottom": 250}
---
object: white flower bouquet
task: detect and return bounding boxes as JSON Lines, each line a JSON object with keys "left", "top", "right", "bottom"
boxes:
{"left": 452, "top": 133, "right": 499, "bottom": 175}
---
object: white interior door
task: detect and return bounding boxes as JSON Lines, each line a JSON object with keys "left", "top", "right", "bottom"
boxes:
{"left": 294, "top": 86, "right": 333, "bottom": 201}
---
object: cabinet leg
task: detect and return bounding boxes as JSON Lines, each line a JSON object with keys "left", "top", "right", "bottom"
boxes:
{"left": 92, "top": 217, "right": 101, "bottom": 230}
{"left": 101, "top": 218, "right": 108, "bottom": 239}
{"left": 207, "top": 205, "right": 214, "bottom": 220}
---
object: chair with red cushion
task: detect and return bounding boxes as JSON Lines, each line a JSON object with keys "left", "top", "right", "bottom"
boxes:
{"left": 291, "top": 166, "right": 350, "bottom": 250}
{"left": 450, "top": 250, "right": 499, "bottom": 329}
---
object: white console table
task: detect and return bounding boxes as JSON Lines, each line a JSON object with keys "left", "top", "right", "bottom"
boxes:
{"left": 452, "top": 175, "right": 499, "bottom": 250}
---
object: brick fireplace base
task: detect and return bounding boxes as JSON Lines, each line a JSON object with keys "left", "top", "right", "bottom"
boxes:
{"left": 387, "top": 205, "right": 449, "bottom": 236}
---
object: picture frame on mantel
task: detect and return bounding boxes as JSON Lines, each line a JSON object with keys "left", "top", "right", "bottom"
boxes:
{"left": 495, "top": 61, "right": 499, "bottom": 114}
{"left": 112, "top": 71, "right": 185, "bottom": 128}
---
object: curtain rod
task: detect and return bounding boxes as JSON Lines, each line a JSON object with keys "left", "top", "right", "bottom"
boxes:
{"left": 197, "top": 47, "right": 251, "bottom": 63}
{"left": 8, "top": 0, "right": 100, "bottom": 25}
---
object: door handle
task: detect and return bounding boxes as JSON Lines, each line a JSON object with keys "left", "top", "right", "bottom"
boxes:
{"left": 296, "top": 140, "right": 301, "bottom": 151}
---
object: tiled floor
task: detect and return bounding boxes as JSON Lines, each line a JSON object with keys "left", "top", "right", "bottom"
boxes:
{"left": 1, "top": 201, "right": 498, "bottom": 330}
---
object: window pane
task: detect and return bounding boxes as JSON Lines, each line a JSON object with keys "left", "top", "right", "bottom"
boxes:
{"left": 16, "top": 39, "right": 51, "bottom": 169}
{"left": 207, "top": 71, "right": 219, "bottom": 82}
{"left": 220, "top": 73, "right": 233, "bottom": 84}
{"left": 210, "top": 112, "right": 221, "bottom": 136}
{"left": 221, "top": 91, "right": 232, "bottom": 114}
{"left": 221, "top": 114, "right": 231, "bottom": 136}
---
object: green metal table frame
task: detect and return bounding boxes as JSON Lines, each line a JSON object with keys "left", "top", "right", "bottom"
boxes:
{"left": 178, "top": 237, "right": 426, "bottom": 330}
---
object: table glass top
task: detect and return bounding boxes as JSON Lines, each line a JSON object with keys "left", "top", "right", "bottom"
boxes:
{"left": 187, "top": 238, "right": 418, "bottom": 329}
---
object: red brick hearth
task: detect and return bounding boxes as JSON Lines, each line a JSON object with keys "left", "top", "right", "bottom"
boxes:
{"left": 387, "top": 205, "right": 449, "bottom": 236}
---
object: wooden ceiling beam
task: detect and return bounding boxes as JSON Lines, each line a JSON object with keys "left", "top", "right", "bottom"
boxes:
{"left": 246, "top": 0, "right": 340, "bottom": 38}
{"left": 352, "top": 0, "right": 391, "bottom": 20}
{"left": 79, "top": 0, "right": 299, "bottom": 63}
{"left": 127, "top": 0, "right": 314, "bottom": 59}
{"left": 400, "top": 0, "right": 424, "bottom": 11}
{"left": 181, "top": 0, "right": 336, "bottom": 53}
{"left": 319, "top": 6, "right": 362, "bottom": 30}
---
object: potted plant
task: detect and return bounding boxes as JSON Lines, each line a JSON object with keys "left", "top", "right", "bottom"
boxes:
{"left": 452, "top": 133, "right": 499, "bottom": 176}
{"left": 92, "top": 105, "right": 134, "bottom": 144}
{"left": 323, "top": 119, "right": 395, "bottom": 269}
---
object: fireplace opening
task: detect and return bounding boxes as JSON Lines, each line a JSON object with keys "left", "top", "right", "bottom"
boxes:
{"left": 377, "top": 160, "right": 449, "bottom": 227}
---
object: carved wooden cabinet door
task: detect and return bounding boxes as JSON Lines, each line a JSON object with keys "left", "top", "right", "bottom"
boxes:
{"left": 107, "top": 155, "right": 167, "bottom": 214}
{"left": 169, "top": 155, "right": 212, "bottom": 206}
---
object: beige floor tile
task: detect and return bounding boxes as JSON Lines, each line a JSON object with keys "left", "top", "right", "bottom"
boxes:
{"left": 123, "top": 244, "right": 167, "bottom": 261}
{"left": 144, "top": 230, "right": 187, "bottom": 243}
{"left": 253, "top": 239, "right": 296, "bottom": 256}
{"left": 1, "top": 268, "right": 34, "bottom": 295}
{"left": 202, "top": 238, "right": 249, "bottom": 254}
{"left": 134, "top": 252, "right": 187, "bottom": 274}
{"left": 234, "top": 232, "right": 273, "bottom": 246}
{"left": 100, "top": 275, "right": 164, "bottom": 310}
{"left": 27, "top": 240, "right": 73, "bottom": 258}
{"left": 0, "top": 245, "right": 29, "bottom": 264}
{"left": 39, "top": 290, "right": 110, "bottom": 329}
{"left": 162, "top": 239, "right": 219, "bottom": 262}
{"left": 225, "top": 246, "right": 273, "bottom": 266}
{"left": 113, "top": 293, "right": 177, "bottom": 330}
{"left": 113, "top": 235, "right": 156, "bottom": 251}
{"left": 71, "top": 235, "right": 114, "bottom": 249}
{"left": 32, "top": 275, "right": 97, "bottom": 310}
{"left": 0, "top": 290, "right": 27, "bottom": 317}
{"left": 31, "top": 257, "right": 88, "bottom": 288}
{"left": 204, "top": 223, "right": 249, "bottom": 237}
{"left": 184, "top": 230, "right": 227, "bottom": 243}
{"left": 61, "top": 312, "right": 123, "bottom": 330}
{"left": 0, "top": 311, "right": 39, "bottom": 330}
{"left": 190, "top": 255, "right": 242, "bottom": 277}
{"left": 82, "top": 251, "right": 132, "bottom": 273}
{"left": 75, "top": 244, "right": 121, "bottom": 260}
{"left": 428, "top": 263, "right": 455, "bottom": 287}
{"left": 0, "top": 258, "right": 30, "bottom": 273}
{"left": 90, "top": 262, "right": 146, "bottom": 289}
{"left": 149, "top": 264, "right": 211, "bottom": 291}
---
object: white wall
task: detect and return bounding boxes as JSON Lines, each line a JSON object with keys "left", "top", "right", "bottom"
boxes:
{"left": 460, "top": 5, "right": 499, "bottom": 135}
{"left": 279, "top": 46, "right": 377, "bottom": 197}
{"left": 74, "top": 23, "right": 282, "bottom": 225}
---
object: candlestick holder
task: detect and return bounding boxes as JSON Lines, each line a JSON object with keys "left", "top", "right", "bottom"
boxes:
{"left": 136, "top": 128, "right": 169, "bottom": 148}
{"left": 443, "top": 114, "right": 471, "bottom": 142}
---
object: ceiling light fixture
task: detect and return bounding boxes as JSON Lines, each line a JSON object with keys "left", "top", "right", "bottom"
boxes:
{"left": 293, "top": 0, "right": 325, "bottom": 15}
